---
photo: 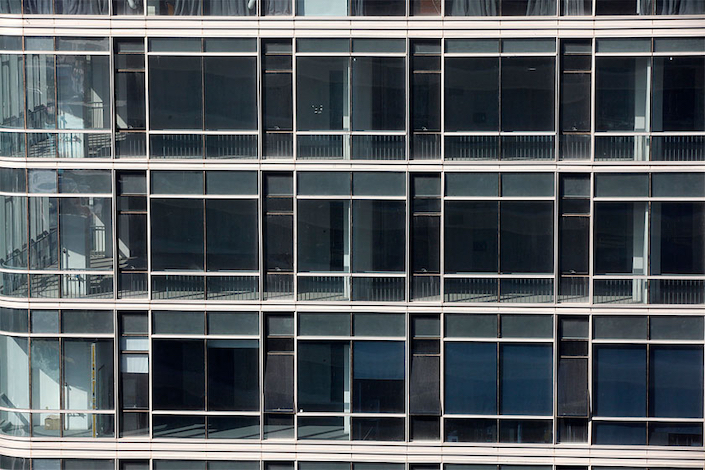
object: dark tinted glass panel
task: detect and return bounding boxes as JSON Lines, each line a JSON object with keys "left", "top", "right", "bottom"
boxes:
{"left": 410, "top": 354, "right": 440, "bottom": 414}
{"left": 500, "top": 344, "right": 553, "bottom": 415}
{"left": 204, "top": 57, "right": 257, "bottom": 130}
{"left": 445, "top": 202, "right": 498, "bottom": 273}
{"left": 445, "top": 418, "right": 498, "bottom": 443}
{"left": 594, "top": 202, "right": 647, "bottom": 275}
{"left": 594, "top": 345, "right": 646, "bottom": 417}
{"left": 297, "top": 57, "right": 349, "bottom": 131}
{"left": 353, "top": 342, "right": 405, "bottom": 413}
{"left": 500, "top": 202, "right": 553, "bottom": 273}
{"left": 152, "top": 340, "right": 205, "bottom": 410}
{"left": 351, "top": 418, "right": 405, "bottom": 441}
{"left": 560, "top": 217, "right": 589, "bottom": 274}
{"left": 649, "top": 346, "right": 703, "bottom": 418}
{"left": 445, "top": 58, "right": 499, "bottom": 131}
{"left": 206, "top": 200, "right": 258, "bottom": 271}
{"left": 263, "top": 72, "right": 293, "bottom": 131}
{"left": 298, "top": 200, "right": 349, "bottom": 272}
{"left": 596, "top": 58, "right": 650, "bottom": 131}
{"left": 561, "top": 73, "right": 590, "bottom": 132}
{"left": 149, "top": 57, "right": 202, "bottom": 129}
{"left": 445, "top": 342, "right": 497, "bottom": 414}
{"left": 352, "top": 58, "right": 405, "bottom": 131}
{"left": 648, "top": 422, "right": 703, "bottom": 446}
{"left": 115, "top": 72, "right": 146, "bottom": 130}
{"left": 501, "top": 57, "right": 555, "bottom": 131}
{"left": 593, "top": 422, "right": 646, "bottom": 445}
{"left": 651, "top": 203, "right": 705, "bottom": 275}
{"left": 151, "top": 199, "right": 204, "bottom": 270}
{"left": 352, "top": 200, "right": 405, "bottom": 273}
{"left": 207, "top": 340, "right": 259, "bottom": 411}
{"left": 653, "top": 57, "right": 705, "bottom": 131}
{"left": 558, "top": 358, "right": 588, "bottom": 416}
{"left": 298, "top": 341, "right": 349, "bottom": 412}
{"left": 499, "top": 420, "right": 552, "bottom": 443}
{"left": 412, "top": 71, "right": 441, "bottom": 131}
{"left": 412, "top": 216, "right": 440, "bottom": 273}
{"left": 264, "top": 354, "right": 294, "bottom": 411}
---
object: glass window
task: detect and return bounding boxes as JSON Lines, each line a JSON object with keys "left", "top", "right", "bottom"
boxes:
{"left": 207, "top": 340, "right": 259, "bottom": 411}
{"left": 652, "top": 57, "right": 705, "bottom": 131}
{"left": 445, "top": 342, "right": 497, "bottom": 414}
{"left": 596, "top": 58, "right": 651, "bottom": 131}
{"left": 500, "top": 344, "right": 553, "bottom": 415}
{"left": 31, "top": 339, "right": 60, "bottom": 410}
{"left": 500, "top": 202, "right": 553, "bottom": 273}
{"left": 352, "top": 58, "right": 405, "bottom": 131}
{"left": 445, "top": 201, "right": 498, "bottom": 273}
{"left": 649, "top": 346, "right": 703, "bottom": 418}
{"left": 297, "top": 58, "right": 350, "bottom": 131}
{"left": 151, "top": 199, "right": 204, "bottom": 271}
{"left": 298, "top": 341, "right": 350, "bottom": 412}
{"left": 149, "top": 56, "right": 203, "bottom": 129}
{"left": 353, "top": 313, "right": 404, "bottom": 336}
{"left": 651, "top": 203, "right": 705, "bottom": 275}
{"left": 594, "top": 345, "right": 646, "bottom": 417}
{"left": 0, "top": 335, "right": 29, "bottom": 409}
{"left": 56, "top": 55, "right": 110, "bottom": 129}
{"left": 152, "top": 171, "right": 203, "bottom": 195}
{"left": 204, "top": 57, "right": 257, "bottom": 130}
{"left": 25, "top": 54, "right": 56, "bottom": 130}
{"left": 152, "top": 339, "right": 205, "bottom": 410}
{"left": 299, "top": 313, "right": 351, "bottom": 336}
{"left": 0, "top": 195, "right": 28, "bottom": 270}
{"left": 594, "top": 202, "right": 648, "bottom": 275}
{"left": 298, "top": 200, "right": 349, "bottom": 272}
{"left": 352, "top": 200, "right": 405, "bottom": 273}
{"left": 501, "top": 57, "right": 555, "bottom": 131}
{"left": 63, "top": 339, "right": 114, "bottom": 410}
{"left": 352, "top": 342, "right": 404, "bottom": 413}
{"left": 0, "top": 54, "right": 24, "bottom": 128}
{"left": 206, "top": 200, "right": 258, "bottom": 271}
{"left": 297, "top": 0, "right": 348, "bottom": 14}
{"left": 59, "top": 197, "right": 113, "bottom": 270}
{"left": 445, "top": 58, "right": 499, "bottom": 132}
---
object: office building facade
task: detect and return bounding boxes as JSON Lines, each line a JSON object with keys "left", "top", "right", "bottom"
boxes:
{"left": 1, "top": 1, "right": 705, "bottom": 469}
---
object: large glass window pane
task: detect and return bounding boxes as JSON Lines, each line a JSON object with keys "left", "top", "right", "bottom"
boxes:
{"left": 596, "top": 58, "right": 650, "bottom": 131}
{"left": 594, "top": 202, "right": 648, "bottom": 275}
{"left": 445, "top": 342, "right": 496, "bottom": 414}
{"left": 298, "top": 200, "right": 350, "bottom": 272}
{"left": 594, "top": 345, "right": 646, "bottom": 417}
{"left": 298, "top": 341, "right": 350, "bottom": 412}
{"left": 651, "top": 203, "right": 705, "bottom": 275}
{"left": 500, "top": 344, "right": 552, "bottom": 415}
{"left": 352, "top": 0, "right": 405, "bottom": 14}
{"left": 0, "top": 55, "right": 24, "bottom": 128}
{"left": 56, "top": 55, "right": 110, "bottom": 129}
{"left": 501, "top": 57, "right": 555, "bottom": 131}
{"left": 118, "top": 214, "right": 147, "bottom": 270}
{"left": 445, "top": 201, "right": 498, "bottom": 273}
{"left": 653, "top": 57, "right": 704, "bottom": 131}
{"left": 352, "top": 341, "right": 404, "bottom": 413}
{"left": 31, "top": 339, "right": 60, "bottom": 410}
{"left": 207, "top": 340, "right": 259, "bottom": 411}
{"left": 206, "top": 200, "right": 258, "bottom": 271}
{"left": 149, "top": 57, "right": 203, "bottom": 130}
{"left": 29, "top": 197, "right": 58, "bottom": 270}
{"left": 152, "top": 339, "right": 205, "bottom": 410}
{"left": 0, "top": 336, "right": 29, "bottom": 409}
{"left": 649, "top": 346, "right": 703, "bottom": 418}
{"left": 500, "top": 202, "right": 553, "bottom": 274}
{"left": 63, "top": 340, "right": 113, "bottom": 411}
{"left": 297, "top": 58, "right": 349, "bottom": 131}
{"left": 204, "top": 57, "right": 257, "bottom": 130}
{"left": 151, "top": 199, "right": 204, "bottom": 271}
{"left": 59, "top": 198, "right": 113, "bottom": 270}
{"left": 352, "top": 58, "right": 405, "bottom": 131}
{"left": 0, "top": 196, "right": 27, "bottom": 270}
{"left": 446, "top": 0, "right": 499, "bottom": 15}
{"left": 204, "top": 0, "right": 256, "bottom": 14}
{"left": 352, "top": 200, "right": 405, "bottom": 273}
{"left": 445, "top": 58, "right": 499, "bottom": 131}
{"left": 25, "top": 54, "right": 56, "bottom": 130}
{"left": 115, "top": 71, "right": 146, "bottom": 130}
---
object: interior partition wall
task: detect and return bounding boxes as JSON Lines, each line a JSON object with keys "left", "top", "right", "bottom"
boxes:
{"left": 1, "top": 7, "right": 705, "bottom": 470}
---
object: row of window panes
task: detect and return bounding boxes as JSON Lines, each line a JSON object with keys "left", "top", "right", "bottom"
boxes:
{"left": 1, "top": 0, "right": 705, "bottom": 16}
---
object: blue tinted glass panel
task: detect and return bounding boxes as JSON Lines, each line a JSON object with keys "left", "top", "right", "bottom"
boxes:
{"left": 445, "top": 342, "right": 497, "bottom": 414}
{"left": 500, "top": 344, "right": 552, "bottom": 415}
{"left": 594, "top": 345, "right": 646, "bottom": 417}
{"left": 650, "top": 346, "right": 704, "bottom": 418}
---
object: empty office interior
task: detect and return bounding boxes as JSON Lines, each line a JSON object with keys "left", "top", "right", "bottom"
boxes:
{"left": 1, "top": 1, "right": 705, "bottom": 469}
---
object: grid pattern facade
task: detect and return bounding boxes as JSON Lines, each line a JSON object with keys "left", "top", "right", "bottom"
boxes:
{"left": 1, "top": 3, "right": 705, "bottom": 470}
